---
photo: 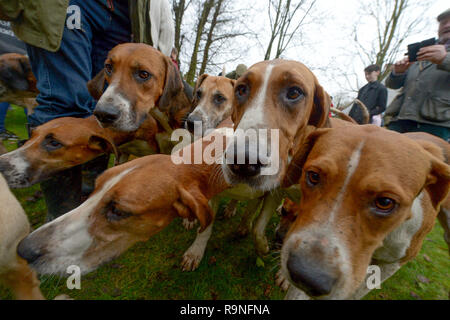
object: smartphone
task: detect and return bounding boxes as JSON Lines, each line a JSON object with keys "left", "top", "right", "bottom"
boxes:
{"left": 407, "top": 38, "right": 436, "bottom": 62}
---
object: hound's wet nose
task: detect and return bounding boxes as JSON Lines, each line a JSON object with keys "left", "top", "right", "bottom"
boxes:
{"left": 94, "top": 106, "right": 120, "bottom": 124}
{"left": 287, "top": 250, "right": 337, "bottom": 297}
{"left": 17, "top": 237, "right": 42, "bottom": 264}
{"left": 185, "top": 114, "right": 202, "bottom": 133}
{"left": 226, "top": 142, "right": 262, "bottom": 178}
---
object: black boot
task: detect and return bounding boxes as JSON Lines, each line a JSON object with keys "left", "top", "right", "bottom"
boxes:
{"left": 40, "top": 165, "right": 83, "bottom": 222}
{"left": 81, "top": 154, "right": 110, "bottom": 199}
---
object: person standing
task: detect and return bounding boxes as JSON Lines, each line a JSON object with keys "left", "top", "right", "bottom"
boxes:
{"left": 384, "top": 9, "right": 450, "bottom": 141}
{"left": 349, "top": 64, "right": 387, "bottom": 125}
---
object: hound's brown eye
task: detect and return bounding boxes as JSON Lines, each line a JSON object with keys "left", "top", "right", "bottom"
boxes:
{"left": 105, "top": 63, "right": 113, "bottom": 75}
{"left": 42, "top": 135, "right": 63, "bottom": 151}
{"left": 214, "top": 94, "right": 226, "bottom": 105}
{"left": 138, "top": 70, "right": 150, "bottom": 80}
{"left": 306, "top": 170, "right": 320, "bottom": 186}
{"left": 106, "top": 205, "right": 132, "bottom": 222}
{"left": 196, "top": 90, "right": 202, "bottom": 99}
{"left": 374, "top": 197, "right": 396, "bottom": 214}
{"left": 286, "top": 87, "right": 303, "bottom": 101}
{"left": 236, "top": 84, "right": 248, "bottom": 98}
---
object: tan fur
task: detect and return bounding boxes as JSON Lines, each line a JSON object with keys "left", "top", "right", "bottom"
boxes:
{"left": 281, "top": 125, "right": 450, "bottom": 299}
{"left": 0, "top": 115, "right": 161, "bottom": 188}
{"left": 0, "top": 173, "right": 43, "bottom": 299}
{"left": 188, "top": 74, "right": 235, "bottom": 132}
{"left": 16, "top": 126, "right": 231, "bottom": 275}
{"left": 0, "top": 53, "right": 38, "bottom": 115}
{"left": 90, "top": 43, "right": 190, "bottom": 132}
{"left": 229, "top": 59, "right": 331, "bottom": 188}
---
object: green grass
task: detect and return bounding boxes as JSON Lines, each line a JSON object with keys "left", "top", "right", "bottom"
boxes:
{"left": 0, "top": 105, "right": 449, "bottom": 300}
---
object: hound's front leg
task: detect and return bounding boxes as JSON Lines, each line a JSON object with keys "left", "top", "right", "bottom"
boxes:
{"left": 181, "top": 222, "right": 214, "bottom": 271}
{"left": 253, "top": 193, "right": 281, "bottom": 255}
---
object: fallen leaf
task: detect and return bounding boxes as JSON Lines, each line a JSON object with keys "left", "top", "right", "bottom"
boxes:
{"left": 208, "top": 256, "right": 217, "bottom": 266}
{"left": 417, "top": 275, "right": 430, "bottom": 284}
{"left": 264, "top": 285, "right": 272, "bottom": 297}
{"left": 25, "top": 196, "right": 36, "bottom": 203}
{"left": 211, "top": 289, "right": 219, "bottom": 300}
{"left": 256, "top": 257, "right": 265, "bottom": 268}
{"left": 378, "top": 293, "right": 388, "bottom": 299}
{"left": 410, "top": 291, "right": 421, "bottom": 299}
{"left": 423, "top": 254, "right": 432, "bottom": 262}
{"left": 111, "top": 288, "right": 122, "bottom": 297}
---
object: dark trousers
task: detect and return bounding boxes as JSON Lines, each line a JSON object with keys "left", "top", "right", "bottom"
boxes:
{"left": 26, "top": 0, "right": 131, "bottom": 220}
{"left": 388, "top": 119, "right": 450, "bottom": 142}
{"left": 0, "top": 102, "right": 8, "bottom": 131}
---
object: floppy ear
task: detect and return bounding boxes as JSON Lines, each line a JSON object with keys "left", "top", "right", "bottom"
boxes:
{"left": 88, "top": 134, "right": 120, "bottom": 163}
{"left": 424, "top": 156, "right": 450, "bottom": 210}
{"left": 229, "top": 78, "right": 236, "bottom": 88}
{"left": 175, "top": 184, "right": 213, "bottom": 232}
{"left": 87, "top": 70, "right": 106, "bottom": 101}
{"left": 282, "top": 128, "right": 330, "bottom": 188}
{"left": 16, "top": 56, "right": 32, "bottom": 81}
{"left": 158, "top": 56, "right": 184, "bottom": 112}
{"left": 308, "top": 80, "right": 330, "bottom": 128}
{"left": 416, "top": 140, "right": 450, "bottom": 210}
{"left": 192, "top": 74, "right": 209, "bottom": 105}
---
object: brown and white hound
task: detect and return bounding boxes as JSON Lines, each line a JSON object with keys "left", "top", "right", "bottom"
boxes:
{"left": 0, "top": 115, "right": 159, "bottom": 188}
{"left": 280, "top": 125, "right": 450, "bottom": 299}
{"left": 185, "top": 74, "right": 235, "bottom": 134}
{"left": 16, "top": 127, "right": 230, "bottom": 276}
{"left": 89, "top": 43, "right": 190, "bottom": 133}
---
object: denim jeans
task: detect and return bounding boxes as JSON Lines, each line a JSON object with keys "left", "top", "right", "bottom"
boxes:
{"left": 25, "top": 0, "right": 131, "bottom": 220}
{"left": 26, "top": 0, "right": 131, "bottom": 126}
{"left": 0, "top": 102, "right": 8, "bottom": 131}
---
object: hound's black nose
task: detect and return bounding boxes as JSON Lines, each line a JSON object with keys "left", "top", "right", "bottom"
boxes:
{"left": 227, "top": 143, "right": 262, "bottom": 178}
{"left": 287, "top": 250, "right": 337, "bottom": 297}
{"left": 94, "top": 106, "right": 120, "bottom": 124}
{"left": 185, "top": 114, "right": 202, "bottom": 133}
{"left": 17, "top": 237, "right": 42, "bottom": 264}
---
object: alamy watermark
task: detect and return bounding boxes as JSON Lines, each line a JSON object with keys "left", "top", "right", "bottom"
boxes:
{"left": 66, "top": 265, "right": 81, "bottom": 290}
{"left": 366, "top": 265, "right": 381, "bottom": 290}
{"left": 66, "top": 5, "right": 81, "bottom": 30}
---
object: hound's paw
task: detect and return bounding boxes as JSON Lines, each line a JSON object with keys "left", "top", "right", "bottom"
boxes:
{"left": 182, "top": 218, "right": 197, "bottom": 230}
{"left": 275, "top": 270, "right": 290, "bottom": 291}
{"left": 181, "top": 252, "right": 202, "bottom": 271}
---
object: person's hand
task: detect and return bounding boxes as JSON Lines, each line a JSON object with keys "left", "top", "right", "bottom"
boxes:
{"left": 417, "top": 44, "right": 447, "bottom": 64}
{"left": 393, "top": 57, "right": 411, "bottom": 74}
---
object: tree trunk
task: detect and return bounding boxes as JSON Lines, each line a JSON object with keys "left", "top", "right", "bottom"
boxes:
{"left": 185, "top": 0, "right": 215, "bottom": 85}
{"left": 199, "top": 0, "right": 224, "bottom": 75}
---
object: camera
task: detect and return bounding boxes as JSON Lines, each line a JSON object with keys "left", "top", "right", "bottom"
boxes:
{"left": 406, "top": 38, "right": 436, "bottom": 62}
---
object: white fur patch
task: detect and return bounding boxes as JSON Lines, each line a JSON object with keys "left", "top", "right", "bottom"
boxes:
{"left": 329, "top": 142, "right": 364, "bottom": 222}
{"left": 181, "top": 223, "right": 214, "bottom": 271}
{"left": 236, "top": 64, "right": 274, "bottom": 131}
{"left": 97, "top": 83, "right": 135, "bottom": 131}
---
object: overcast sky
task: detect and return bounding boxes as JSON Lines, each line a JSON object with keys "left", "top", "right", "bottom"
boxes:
{"left": 179, "top": 0, "right": 448, "bottom": 103}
